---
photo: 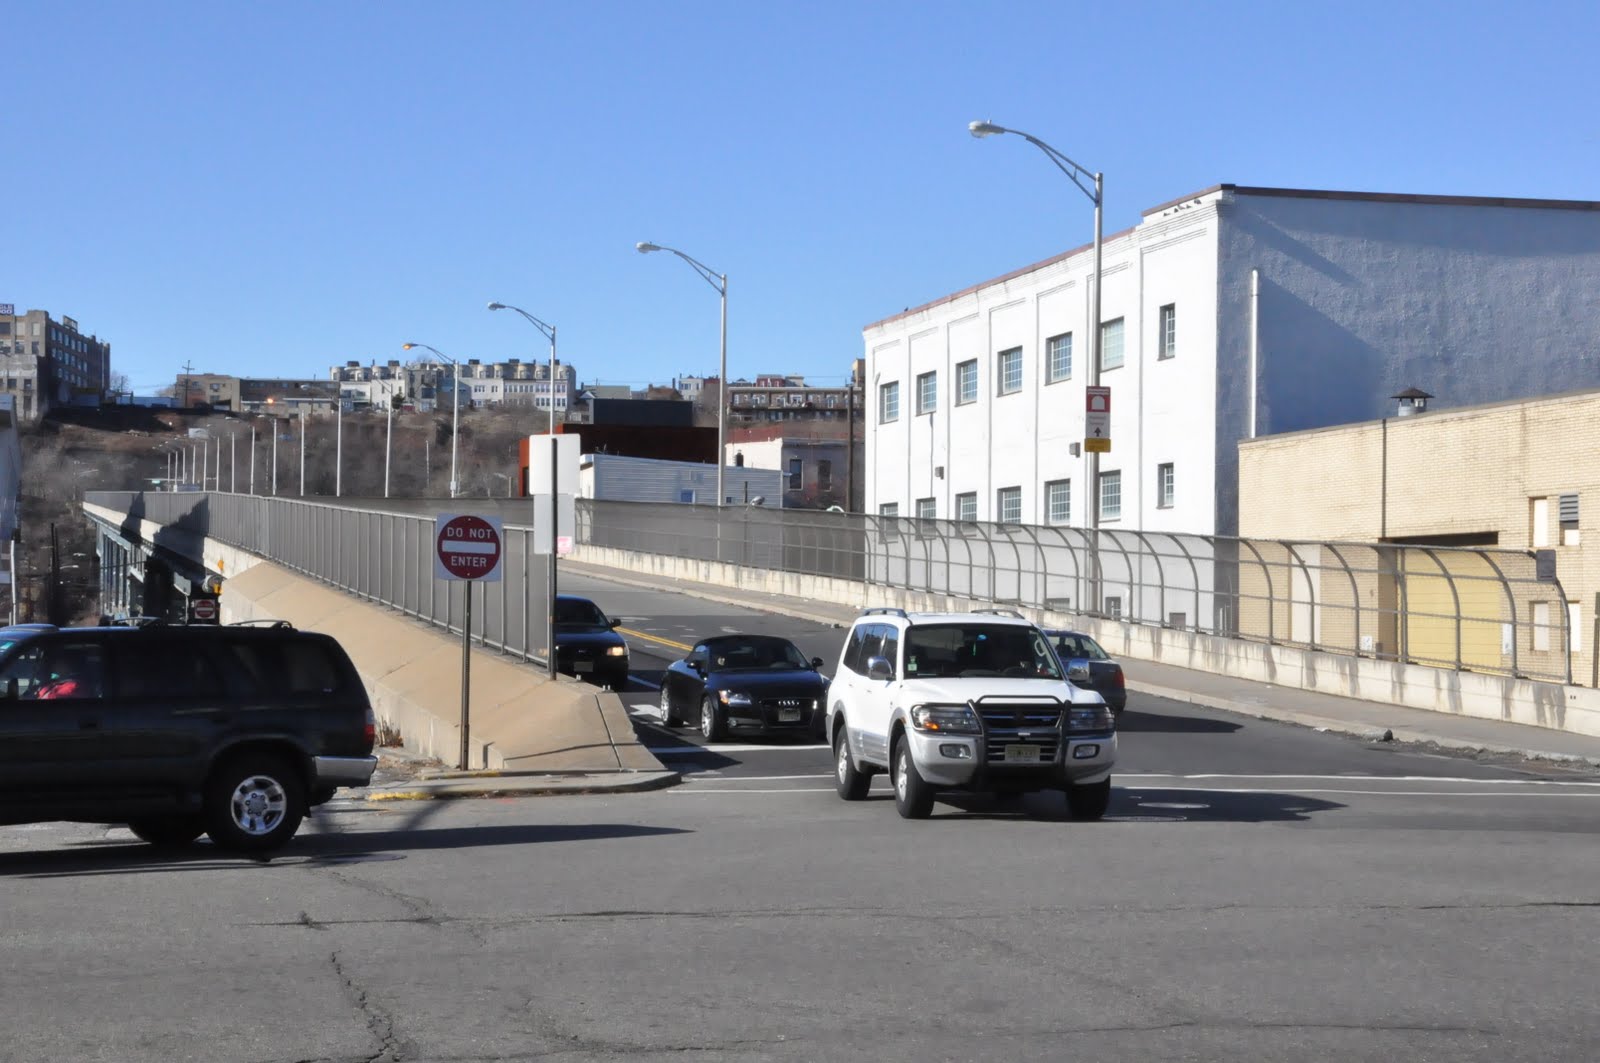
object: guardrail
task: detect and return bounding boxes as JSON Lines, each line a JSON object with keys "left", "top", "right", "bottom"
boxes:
{"left": 86, "top": 491, "right": 1581, "bottom": 685}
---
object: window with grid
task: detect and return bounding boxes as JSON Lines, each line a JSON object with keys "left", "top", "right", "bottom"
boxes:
{"left": 1158, "top": 304, "right": 1176, "bottom": 360}
{"left": 997, "top": 348, "right": 1023, "bottom": 395}
{"left": 956, "top": 492, "right": 977, "bottom": 522}
{"left": 1099, "top": 317, "right": 1125, "bottom": 371}
{"left": 879, "top": 381, "right": 899, "bottom": 423}
{"left": 956, "top": 360, "right": 978, "bottom": 405}
{"left": 788, "top": 457, "right": 803, "bottom": 490}
{"left": 1104, "top": 596, "right": 1123, "bottom": 619}
{"left": 1045, "top": 479, "right": 1071, "bottom": 524}
{"left": 997, "top": 486, "right": 1021, "bottom": 524}
{"left": 915, "top": 497, "right": 936, "bottom": 520}
{"left": 1046, "top": 332, "right": 1072, "bottom": 383}
{"left": 916, "top": 371, "right": 937, "bottom": 414}
{"left": 879, "top": 502, "right": 899, "bottom": 518}
{"left": 1157, "top": 463, "right": 1174, "bottom": 508}
{"left": 1099, "top": 470, "right": 1122, "bottom": 521}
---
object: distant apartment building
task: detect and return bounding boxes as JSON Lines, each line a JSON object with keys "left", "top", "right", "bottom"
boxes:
{"left": 450, "top": 357, "right": 576, "bottom": 411}
{"left": 725, "top": 423, "right": 861, "bottom": 510}
{"left": 727, "top": 372, "right": 862, "bottom": 427}
{"left": 0, "top": 305, "right": 111, "bottom": 420}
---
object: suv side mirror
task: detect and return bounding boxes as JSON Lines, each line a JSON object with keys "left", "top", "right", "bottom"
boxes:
{"left": 810, "top": 657, "right": 825, "bottom": 670}
{"left": 866, "top": 656, "right": 895, "bottom": 682}
{"left": 1066, "top": 658, "right": 1092, "bottom": 682}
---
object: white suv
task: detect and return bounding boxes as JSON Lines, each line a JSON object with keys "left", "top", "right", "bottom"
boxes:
{"left": 826, "top": 608, "right": 1116, "bottom": 820}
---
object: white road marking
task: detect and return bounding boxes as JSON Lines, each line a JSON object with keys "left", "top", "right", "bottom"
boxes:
{"left": 1124, "top": 773, "right": 1600, "bottom": 787}
{"left": 682, "top": 774, "right": 833, "bottom": 782}
{"left": 668, "top": 787, "right": 836, "bottom": 794}
{"left": 1122, "top": 786, "right": 1600, "bottom": 798}
{"left": 649, "top": 743, "right": 829, "bottom": 754}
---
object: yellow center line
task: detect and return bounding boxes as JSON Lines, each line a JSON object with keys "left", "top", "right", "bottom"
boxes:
{"left": 615, "top": 626, "right": 694, "bottom": 653}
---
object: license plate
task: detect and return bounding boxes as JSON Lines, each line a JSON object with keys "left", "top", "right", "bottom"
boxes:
{"left": 777, "top": 708, "right": 802, "bottom": 723}
{"left": 574, "top": 661, "right": 594, "bottom": 673}
{"left": 1004, "top": 744, "right": 1042, "bottom": 763}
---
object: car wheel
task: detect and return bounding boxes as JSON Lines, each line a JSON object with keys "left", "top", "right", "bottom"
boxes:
{"left": 127, "top": 816, "right": 206, "bottom": 848}
{"left": 833, "top": 723, "right": 871, "bottom": 801}
{"left": 659, "top": 686, "right": 677, "bottom": 727}
{"left": 1067, "top": 778, "right": 1112, "bottom": 821}
{"left": 699, "top": 697, "right": 727, "bottom": 743}
{"left": 204, "top": 753, "right": 306, "bottom": 853}
{"left": 890, "top": 734, "right": 935, "bottom": 819}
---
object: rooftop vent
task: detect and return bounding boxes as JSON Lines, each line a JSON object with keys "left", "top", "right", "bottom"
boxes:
{"left": 1392, "top": 387, "right": 1433, "bottom": 417}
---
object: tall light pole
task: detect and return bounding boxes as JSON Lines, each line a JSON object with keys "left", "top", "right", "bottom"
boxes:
{"left": 969, "top": 120, "right": 1103, "bottom": 532}
{"left": 404, "top": 343, "right": 460, "bottom": 497}
{"left": 637, "top": 241, "right": 728, "bottom": 507}
{"left": 487, "top": 302, "right": 559, "bottom": 429}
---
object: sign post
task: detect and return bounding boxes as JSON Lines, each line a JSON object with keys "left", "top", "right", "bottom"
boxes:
{"left": 528, "top": 434, "right": 581, "bottom": 679}
{"left": 435, "top": 513, "right": 504, "bottom": 770}
{"left": 1085, "top": 386, "right": 1111, "bottom": 453}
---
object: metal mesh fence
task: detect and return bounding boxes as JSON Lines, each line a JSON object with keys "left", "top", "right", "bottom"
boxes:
{"left": 86, "top": 492, "right": 1580, "bottom": 685}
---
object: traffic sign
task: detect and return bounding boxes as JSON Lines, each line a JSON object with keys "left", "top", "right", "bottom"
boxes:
{"left": 188, "top": 598, "right": 219, "bottom": 624}
{"left": 1085, "top": 385, "right": 1111, "bottom": 452}
{"left": 434, "top": 513, "right": 505, "bottom": 582}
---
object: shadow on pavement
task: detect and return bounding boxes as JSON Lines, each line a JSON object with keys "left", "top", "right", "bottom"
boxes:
{"left": 2, "top": 822, "right": 692, "bottom": 879}
{"left": 1117, "top": 709, "right": 1243, "bottom": 734}
{"left": 941, "top": 788, "right": 1343, "bottom": 823}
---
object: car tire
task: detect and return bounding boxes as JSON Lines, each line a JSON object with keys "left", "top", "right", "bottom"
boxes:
{"left": 833, "top": 723, "right": 871, "bottom": 801}
{"left": 699, "top": 697, "right": 727, "bottom": 743}
{"left": 891, "top": 734, "right": 935, "bottom": 820}
{"left": 204, "top": 753, "right": 306, "bottom": 853}
{"left": 127, "top": 816, "right": 206, "bottom": 848}
{"left": 1067, "top": 778, "right": 1112, "bottom": 821}
{"left": 659, "top": 686, "right": 677, "bottom": 727}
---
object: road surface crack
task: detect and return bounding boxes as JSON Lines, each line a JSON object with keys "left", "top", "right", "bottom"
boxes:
{"left": 329, "top": 950, "right": 412, "bottom": 1063}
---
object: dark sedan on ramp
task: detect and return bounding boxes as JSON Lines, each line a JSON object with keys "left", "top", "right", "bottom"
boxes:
{"left": 658, "top": 634, "right": 829, "bottom": 742}
{"left": 554, "top": 595, "right": 630, "bottom": 690}
{"left": 1043, "top": 629, "right": 1126, "bottom": 713}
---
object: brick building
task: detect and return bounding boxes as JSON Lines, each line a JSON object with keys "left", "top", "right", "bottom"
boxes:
{"left": 0, "top": 305, "right": 111, "bottom": 420}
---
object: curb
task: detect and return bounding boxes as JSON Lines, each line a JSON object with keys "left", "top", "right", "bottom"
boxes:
{"left": 1128, "top": 680, "right": 1600, "bottom": 768}
{"left": 365, "top": 770, "right": 682, "bottom": 802}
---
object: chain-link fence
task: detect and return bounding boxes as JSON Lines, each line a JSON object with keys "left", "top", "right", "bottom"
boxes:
{"left": 86, "top": 492, "right": 1581, "bottom": 685}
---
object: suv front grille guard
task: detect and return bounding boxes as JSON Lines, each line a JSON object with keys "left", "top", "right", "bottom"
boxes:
{"left": 969, "top": 694, "right": 1067, "bottom": 766}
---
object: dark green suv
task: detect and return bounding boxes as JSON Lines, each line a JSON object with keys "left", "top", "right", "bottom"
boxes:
{"left": 0, "top": 622, "right": 376, "bottom": 853}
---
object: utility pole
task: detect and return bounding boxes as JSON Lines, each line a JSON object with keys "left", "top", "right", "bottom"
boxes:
{"left": 180, "top": 360, "right": 196, "bottom": 410}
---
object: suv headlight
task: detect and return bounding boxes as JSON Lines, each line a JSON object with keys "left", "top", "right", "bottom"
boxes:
{"left": 1067, "top": 705, "right": 1116, "bottom": 733}
{"left": 719, "top": 690, "right": 753, "bottom": 707}
{"left": 910, "top": 704, "right": 981, "bottom": 734}
{"left": 606, "top": 645, "right": 628, "bottom": 657}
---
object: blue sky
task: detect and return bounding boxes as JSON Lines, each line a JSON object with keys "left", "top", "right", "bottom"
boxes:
{"left": 10, "top": 1, "right": 1598, "bottom": 394}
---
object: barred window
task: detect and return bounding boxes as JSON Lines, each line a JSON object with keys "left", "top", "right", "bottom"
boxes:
{"left": 1046, "top": 332, "right": 1072, "bottom": 382}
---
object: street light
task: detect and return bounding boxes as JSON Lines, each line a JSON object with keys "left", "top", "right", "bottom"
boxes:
{"left": 969, "top": 119, "right": 1104, "bottom": 532}
{"left": 487, "top": 302, "right": 559, "bottom": 428}
{"left": 403, "top": 342, "right": 460, "bottom": 498}
{"left": 636, "top": 241, "right": 729, "bottom": 507}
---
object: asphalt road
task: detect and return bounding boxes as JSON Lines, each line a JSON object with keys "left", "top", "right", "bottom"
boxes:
{"left": 3, "top": 571, "right": 1598, "bottom": 1062}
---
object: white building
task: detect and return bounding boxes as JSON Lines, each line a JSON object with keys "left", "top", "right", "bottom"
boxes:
{"left": 863, "top": 184, "right": 1600, "bottom": 539}
{"left": 579, "top": 453, "right": 781, "bottom": 506}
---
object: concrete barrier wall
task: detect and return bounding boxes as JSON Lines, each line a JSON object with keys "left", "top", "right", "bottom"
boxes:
{"left": 570, "top": 543, "right": 1600, "bottom": 740}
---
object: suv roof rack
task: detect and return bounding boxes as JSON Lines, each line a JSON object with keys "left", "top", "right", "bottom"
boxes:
{"left": 228, "top": 619, "right": 297, "bottom": 630}
{"left": 860, "top": 607, "right": 909, "bottom": 619}
{"left": 971, "top": 608, "right": 1026, "bottom": 620}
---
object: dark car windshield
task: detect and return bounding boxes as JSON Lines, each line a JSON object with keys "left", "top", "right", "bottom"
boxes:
{"left": 555, "top": 599, "right": 611, "bottom": 630}
{"left": 903, "top": 624, "right": 1061, "bottom": 680}
{"left": 1049, "top": 632, "right": 1109, "bottom": 661}
{"left": 706, "top": 637, "right": 810, "bottom": 673}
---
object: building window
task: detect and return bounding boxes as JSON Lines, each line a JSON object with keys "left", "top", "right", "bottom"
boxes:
{"left": 1570, "top": 602, "right": 1584, "bottom": 653}
{"left": 997, "top": 347, "right": 1022, "bottom": 395}
{"left": 817, "top": 460, "right": 832, "bottom": 490}
{"left": 997, "top": 486, "right": 1021, "bottom": 524}
{"left": 1157, "top": 463, "right": 1175, "bottom": 508}
{"left": 788, "top": 457, "right": 802, "bottom": 490}
{"left": 916, "top": 497, "right": 936, "bottom": 520}
{"left": 1532, "top": 601, "right": 1552, "bottom": 652}
{"left": 1531, "top": 498, "right": 1551, "bottom": 548}
{"left": 879, "top": 502, "right": 900, "bottom": 518}
{"left": 916, "top": 371, "right": 937, "bottom": 415}
{"left": 1104, "top": 596, "right": 1123, "bottom": 619}
{"left": 1046, "top": 332, "right": 1072, "bottom": 383}
{"left": 1158, "top": 304, "right": 1176, "bottom": 360}
{"left": 879, "top": 381, "right": 899, "bottom": 423}
{"left": 1100, "top": 470, "right": 1122, "bottom": 521}
{"left": 1559, "top": 493, "right": 1580, "bottom": 546}
{"left": 956, "top": 492, "right": 977, "bottom": 522}
{"left": 1045, "top": 479, "right": 1071, "bottom": 524}
{"left": 1100, "top": 317, "right": 1125, "bottom": 372}
{"left": 956, "top": 360, "right": 978, "bottom": 405}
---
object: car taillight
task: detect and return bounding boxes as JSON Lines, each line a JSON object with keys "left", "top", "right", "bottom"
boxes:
{"left": 365, "top": 707, "right": 377, "bottom": 743}
{"left": 1112, "top": 669, "right": 1125, "bottom": 689}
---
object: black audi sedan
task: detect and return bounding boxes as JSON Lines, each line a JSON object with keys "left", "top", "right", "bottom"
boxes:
{"left": 658, "top": 634, "right": 828, "bottom": 742}
{"left": 1042, "top": 629, "right": 1126, "bottom": 713}
{"left": 554, "top": 595, "right": 630, "bottom": 690}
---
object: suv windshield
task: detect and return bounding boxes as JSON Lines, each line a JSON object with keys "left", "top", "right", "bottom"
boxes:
{"left": 903, "top": 624, "right": 1062, "bottom": 680}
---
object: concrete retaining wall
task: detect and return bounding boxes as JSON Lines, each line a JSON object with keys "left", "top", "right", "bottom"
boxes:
{"left": 569, "top": 543, "right": 1600, "bottom": 739}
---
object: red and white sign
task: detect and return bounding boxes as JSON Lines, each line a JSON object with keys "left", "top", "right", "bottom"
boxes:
{"left": 1085, "top": 385, "right": 1111, "bottom": 453}
{"left": 189, "top": 598, "right": 219, "bottom": 624}
{"left": 434, "top": 513, "right": 504, "bottom": 582}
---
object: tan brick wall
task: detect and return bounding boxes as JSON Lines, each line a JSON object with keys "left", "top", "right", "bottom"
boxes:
{"left": 1239, "top": 390, "right": 1600, "bottom": 685}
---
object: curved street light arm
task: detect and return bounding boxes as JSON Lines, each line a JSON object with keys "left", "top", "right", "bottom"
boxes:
{"left": 648, "top": 245, "right": 726, "bottom": 293}
{"left": 1011, "top": 131, "right": 1100, "bottom": 206}
{"left": 492, "top": 303, "right": 557, "bottom": 342}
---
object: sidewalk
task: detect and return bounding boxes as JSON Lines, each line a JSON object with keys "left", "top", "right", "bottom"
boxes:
{"left": 363, "top": 746, "right": 680, "bottom": 802}
{"left": 564, "top": 559, "right": 1600, "bottom": 769}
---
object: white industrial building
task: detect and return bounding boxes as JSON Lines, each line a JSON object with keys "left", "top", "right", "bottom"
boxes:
{"left": 863, "top": 184, "right": 1600, "bottom": 540}
{"left": 579, "top": 454, "right": 782, "bottom": 507}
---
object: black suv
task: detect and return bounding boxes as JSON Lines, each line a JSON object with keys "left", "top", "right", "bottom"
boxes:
{"left": 0, "top": 622, "right": 377, "bottom": 853}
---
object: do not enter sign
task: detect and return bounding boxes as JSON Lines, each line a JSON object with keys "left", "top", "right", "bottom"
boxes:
{"left": 435, "top": 513, "right": 505, "bottom": 582}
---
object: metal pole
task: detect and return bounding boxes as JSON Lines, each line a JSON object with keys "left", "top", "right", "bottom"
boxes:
{"left": 202, "top": 440, "right": 209, "bottom": 492}
{"left": 548, "top": 435, "right": 559, "bottom": 679}
{"left": 336, "top": 391, "right": 343, "bottom": 497}
{"left": 385, "top": 398, "right": 393, "bottom": 498}
{"left": 459, "top": 580, "right": 473, "bottom": 771}
{"left": 8, "top": 538, "right": 16, "bottom": 626}
{"left": 272, "top": 419, "right": 278, "bottom": 495}
{"left": 549, "top": 325, "right": 557, "bottom": 432}
{"left": 299, "top": 406, "right": 306, "bottom": 497}
{"left": 1088, "top": 172, "right": 1104, "bottom": 613}
{"left": 250, "top": 424, "right": 257, "bottom": 495}
{"left": 230, "top": 432, "right": 236, "bottom": 492}
{"left": 716, "top": 275, "right": 728, "bottom": 508}
{"left": 450, "top": 367, "right": 460, "bottom": 498}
